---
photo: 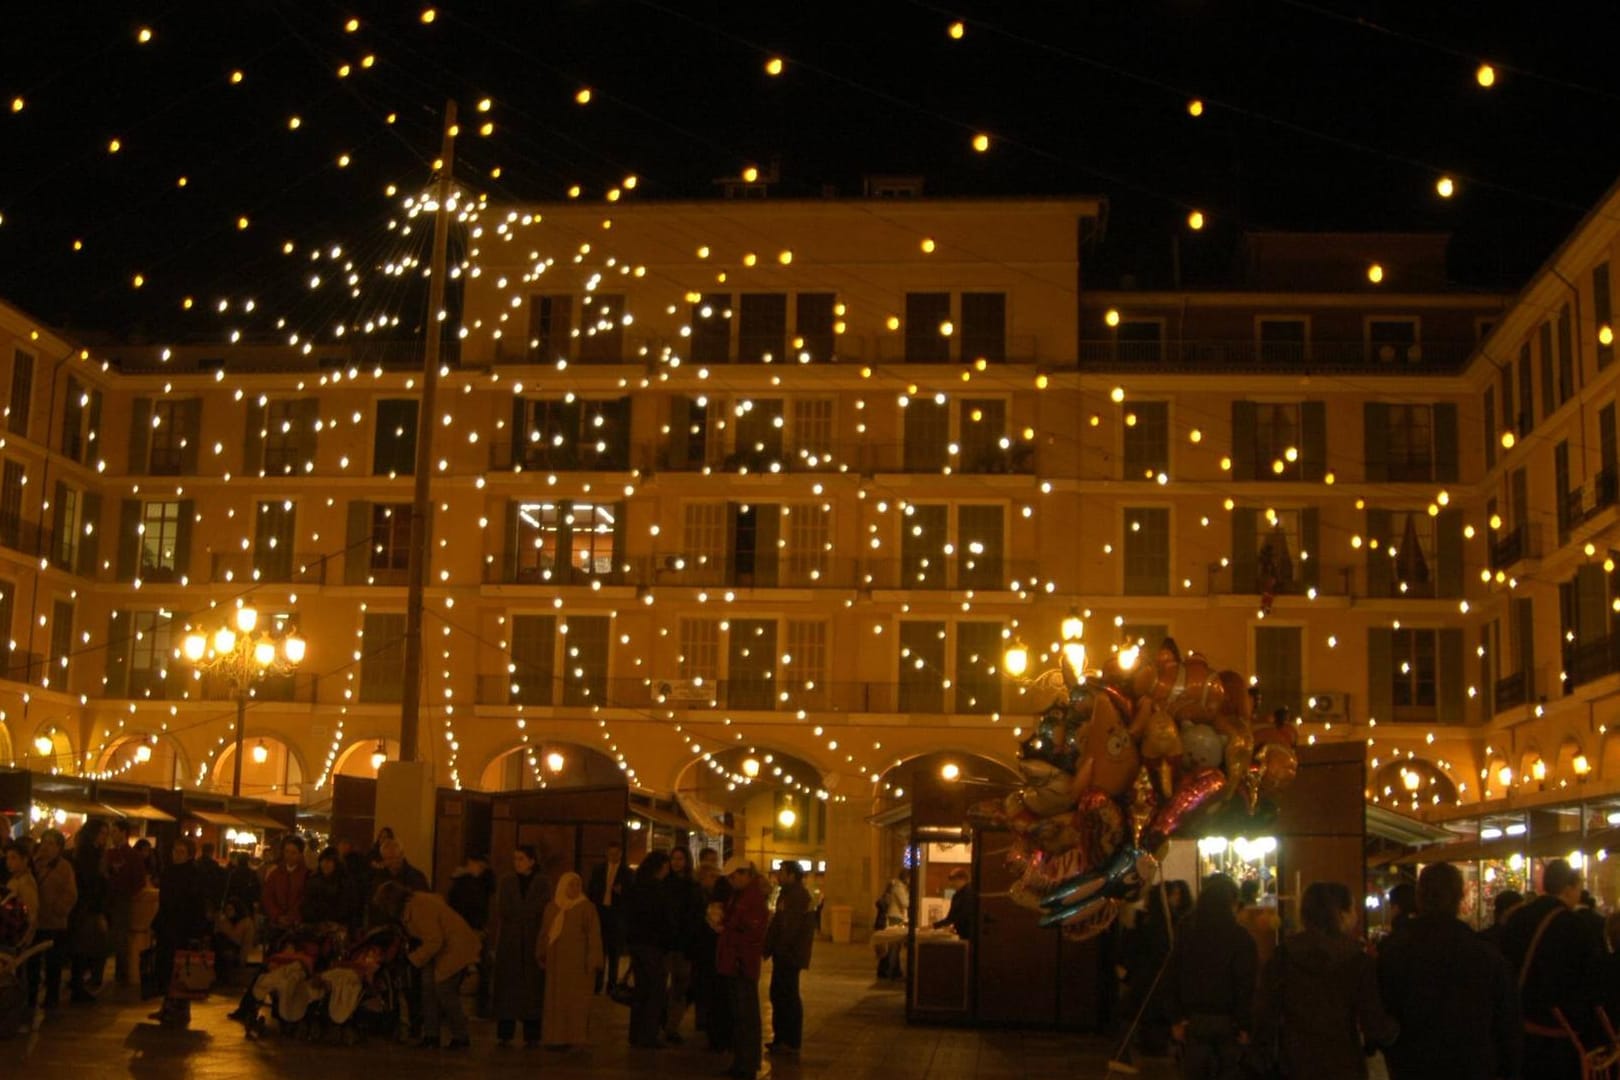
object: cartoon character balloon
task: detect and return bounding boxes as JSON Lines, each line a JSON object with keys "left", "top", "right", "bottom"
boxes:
{"left": 982, "top": 636, "right": 1297, "bottom": 939}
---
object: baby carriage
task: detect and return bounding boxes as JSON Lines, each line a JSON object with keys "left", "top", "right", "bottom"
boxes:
{"left": 240, "top": 924, "right": 348, "bottom": 1038}
{"left": 305, "top": 924, "right": 410, "bottom": 1043}
{"left": 0, "top": 895, "right": 51, "bottom": 1039}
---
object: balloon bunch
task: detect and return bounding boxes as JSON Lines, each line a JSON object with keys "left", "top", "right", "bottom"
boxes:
{"left": 980, "top": 636, "right": 1298, "bottom": 940}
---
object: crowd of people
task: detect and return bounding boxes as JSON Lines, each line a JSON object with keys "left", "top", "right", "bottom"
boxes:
{"left": 0, "top": 821, "right": 816, "bottom": 1080}
{"left": 1120, "top": 858, "right": 1620, "bottom": 1080}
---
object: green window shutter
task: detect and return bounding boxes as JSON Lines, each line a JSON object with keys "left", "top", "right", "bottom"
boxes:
{"left": 345, "top": 500, "right": 373, "bottom": 584}
{"left": 116, "top": 499, "right": 141, "bottom": 581}
{"left": 1363, "top": 403, "right": 1389, "bottom": 482}
{"left": 243, "top": 397, "right": 265, "bottom": 475}
{"left": 128, "top": 398, "right": 152, "bottom": 474}
{"left": 175, "top": 499, "right": 194, "bottom": 581}
{"left": 611, "top": 501, "right": 627, "bottom": 582}
{"left": 104, "top": 610, "right": 132, "bottom": 698}
{"left": 77, "top": 492, "right": 100, "bottom": 578}
{"left": 295, "top": 398, "right": 320, "bottom": 467}
{"left": 1436, "top": 509, "right": 1464, "bottom": 598}
{"left": 1478, "top": 627, "right": 1494, "bottom": 719}
{"left": 502, "top": 500, "right": 520, "bottom": 582}
{"left": 1365, "top": 508, "right": 1393, "bottom": 598}
{"left": 1231, "top": 509, "right": 1258, "bottom": 593}
{"left": 1438, "top": 628, "right": 1466, "bottom": 726}
{"left": 1300, "top": 401, "right": 1327, "bottom": 482}
{"left": 1366, "top": 628, "right": 1394, "bottom": 725}
{"left": 50, "top": 481, "right": 67, "bottom": 567}
{"left": 1515, "top": 597, "right": 1536, "bottom": 696}
{"left": 1433, "top": 403, "right": 1459, "bottom": 483}
{"left": 754, "top": 504, "right": 780, "bottom": 587}
{"left": 1230, "top": 401, "right": 1256, "bottom": 480}
{"left": 179, "top": 399, "right": 201, "bottom": 475}
{"left": 87, "top": 390, "right": 103, "bottom": 462}
{"left": 1300, "top": 507, "right": 1320, "bottom": 589}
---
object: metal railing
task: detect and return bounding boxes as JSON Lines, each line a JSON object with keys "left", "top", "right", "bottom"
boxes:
{"left": 208, "top": 552, "right": 330, "bottom": 585}
{"left": 1564, "top": 637, "right": 1620, "bottom": 691}
{"left": 1078, "top": 338, "right": 1478, "bottom": 373}
{"left": 1494, "top": 670, "right": 1531, "bottom": 712}
{"left": 474, "top": 675, "right": 1005, "bottom": 715}
{"left": 652, "top": 440, "right": 1035, "bottom": 476}
{"left": 488, "top": 440, "right": 633, "bottom": 473}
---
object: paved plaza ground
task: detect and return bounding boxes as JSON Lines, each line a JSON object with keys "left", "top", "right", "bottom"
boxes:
{"left": 10, "top": 942, "right": 1171, "bottom": 1079}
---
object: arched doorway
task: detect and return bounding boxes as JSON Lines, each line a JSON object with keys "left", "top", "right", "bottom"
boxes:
{"left": 97, "top": 732, "right": 185, "bottom": 788}
{"left": 331, "top": 738, "right": 402, "bottom": 780}
{"left": 479, "top": 741, "right": 625, "bottom": 792}
{"left": 1371, "top": 757, "right": 1459, "bottom": 811}
{"left": 211, "top": 736, "right": 305, "bottom": 803}
{"left": 675, "top": 746, "right": 828, "bottom": 872}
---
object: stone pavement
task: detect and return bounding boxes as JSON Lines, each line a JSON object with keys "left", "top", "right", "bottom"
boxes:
{"left": 11, "top": 943, "right": 1174, "bottom": 1079}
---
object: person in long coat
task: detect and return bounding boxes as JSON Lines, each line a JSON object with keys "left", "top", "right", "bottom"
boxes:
{"left": 537, "top": 871, "right": 602, "bottom": 1049}
{"left": 151, "top": 836, "right": 211, "bottom": 1028}
{"left": 491, "top": 845, "right": 550, "bottom": 1047}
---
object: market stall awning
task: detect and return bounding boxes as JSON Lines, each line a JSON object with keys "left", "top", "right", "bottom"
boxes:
{"left": 1366, "top": 804, "right": 1458, "bottom": 847}
{"left": 186, "top": 808, "right": 248, "bottom": 827}
{"left": 630, "top": 798, "right": 692, "bottom": 832}
{"left": 98, "top": 801, "right": 175, "bottom": 822}
{"left": 230, "top": 809, "right": 288, "bottom": 830}
{"left": 32, "top": 792, "right": 107, "bottom": 817}
{"left": 673, "top": 791, "right": 732, "bottom": 837}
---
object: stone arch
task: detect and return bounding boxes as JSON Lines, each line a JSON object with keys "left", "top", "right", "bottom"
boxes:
{"left": 1371, "top": 756, "right": 1459, "bottom": 810}
{"left": 873, "top": 748, "right": 1022, "bottom": 802}
{"left": 96, "top": 731, "right": 188, "bottom": 788}
{"left": 477, "top": 739, "right": 626, "bottom": 792}
{"left": 1553, "top": 735, "right": 1589, "bottom": 789}
{"left": 210, "top": 735, "right": 308, "bottom": 803}
{"left": 330, "top": 738, "right": 402, "bottom": 780}
{"left": 1483, "top": 750, "right": 1515, "bottom": 800}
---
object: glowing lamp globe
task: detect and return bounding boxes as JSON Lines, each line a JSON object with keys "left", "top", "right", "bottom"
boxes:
{"left": 254, "top": 641, "right": 277, "bottom": 667}
{"left": 1061, "top": 610, "right": 1084, "bottom": 641}
{"left": 183, "top": 633, "right": 207, "bottom": 662}
{"left": 134, "top": 744, "right": 152, "bottom": 764}
{"left": 777, "top": 806, "right": 798, "bottom": 829}
{"left": 235, "top": 606, "right": 258, "bottom": 634}
{"left": 283, "top": 635, "right": 306, "bottom": 664}
{"left": 546, "top": 751, "right": 566, "bottom": 773}
{"left": 213, "top": 628, "right": 237, "bottom": 655}
{"left": 33, "top": 734, "right": 53, "bottom": 756}
{"left": 1003, "top": 641, "right": 1030, "bottom": 678}
{"left": 741, "top": 757, "right": 761, "bottom": 778}
{"left": 370, "top": 745, "right": 387, "bottom": 771}
{"left": 251, "top": 741, "right": 269, "bottom": 765}
{"left": 940, "top": 762, "right": 961, "bottom": 782}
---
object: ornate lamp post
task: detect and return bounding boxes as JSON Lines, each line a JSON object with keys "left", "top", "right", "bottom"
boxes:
{"left": 182, "top": 606, "right": 305, "bottom": 797}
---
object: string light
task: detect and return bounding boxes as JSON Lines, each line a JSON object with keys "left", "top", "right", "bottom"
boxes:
{"left": 1476, "top": 63, "right": 1497, "bottom": 88}
{"left": 575, "top": 87, "right": 592, "bottom": 105}
{"left": 1435, "top": 176, "right": 1455, "bottom": 198}
{"left": 765, "top": 57, "right": 784, "bottom": 76}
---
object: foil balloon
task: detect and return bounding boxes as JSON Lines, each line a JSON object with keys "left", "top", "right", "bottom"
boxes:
{"left": 990, "top": 636, "right": 1296, "bottom": 940}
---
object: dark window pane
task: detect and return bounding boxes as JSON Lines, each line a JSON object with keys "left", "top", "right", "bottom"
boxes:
{"left": 905, "top": 293, "right": 951, "bottom": 362}
{"left": 373, "top": 399, "right": 419, "bottom": 475}
{"left": 737, "top": 294, "right": 788, "bottom": 364}
{"left": 690, "top": 293, "right": 732, "bottom": 364}
{"left": 960, "top": 292, "right": 1006, "bottom": 362}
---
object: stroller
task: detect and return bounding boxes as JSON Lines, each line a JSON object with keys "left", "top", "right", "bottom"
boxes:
{"left": 0, "top": 894, "right": 51, "bottom": 1039}
{"left": 242, "top": 924, "right": 409, "bottom": 1044}
{"left": 240, "top": 924, "right": 348, "bottom": 1038}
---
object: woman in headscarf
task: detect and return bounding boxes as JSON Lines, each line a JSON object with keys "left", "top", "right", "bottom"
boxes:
{"left": 537, "top": 871, "right": 602, "bottom": 1049}
{"left": 491, "top": 845, "right": 550, "bottom": 1047}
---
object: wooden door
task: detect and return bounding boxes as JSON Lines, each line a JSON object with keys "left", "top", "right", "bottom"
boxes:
{"left": 973, "top": 828, "right": 1059, "bottom": 1024}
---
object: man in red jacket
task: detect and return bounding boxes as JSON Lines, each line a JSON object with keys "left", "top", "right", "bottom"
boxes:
{"left": 716, "top": 856, "right": 770, "bottom": 1080}
{"left": 261, "top": 836, "right": 310, "bottom": 938}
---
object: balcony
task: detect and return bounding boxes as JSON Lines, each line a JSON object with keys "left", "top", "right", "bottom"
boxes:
{"left": 475, "top": 675, "right": 652, "bottom": 709}
{"left": 655, "top": 440, "right": 1036, "bottom": 476}
{"left": 1078, "top": 338, "right": 1477, "bottom": 374}
{"left": 1563, "top": 636, "right": 1620, "bottom": 692}
{"left": 473, "top": 675, "right": 991, "bottom": 714}
{"left": 208, "top": 552, "right": 330, "bottom": 585}
{"left": 1560, "top": 471, "right": 1620, "bottom": 542}
{"left": 1489, "top": 525, "right": 1540, "bottom": 571}
{"left": 484, "top": 559, "right": 628, "bottom": 587}
{"left": 489, "top": 440, "right": 631, "bottom": 473}
{"left": 1494, "top": 670, "right": 1531, "bottom": 712}
{"left": 0, "top": 515, "right": 46, "bottom": 557}
{"left": 0, "top": 652, "right": 46, "bottom": 686}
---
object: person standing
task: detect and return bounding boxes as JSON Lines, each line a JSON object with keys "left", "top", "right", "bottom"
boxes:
{"left": 374, "top": 881, "right": 481, "bottom": 1050}
{"left": 662, "top": 846, "right": 704, "bottom": 1043}
{"left": 1119, "top": 879, "right": 1191, "bottom": 1059}
{"left": 32, "top": 829, "right": 76, "bottom": 1009}
{"left": 447, "top": 852, "right": 496, "bottom": 1019}
{"left": 105, "top": 821, "right": 140, "bottom": 986}
{"left": 150, "top": 837, "right": 211, "bottom": 1028}
{"left": 261, "top": 836, "right": 309, "bottom": 939}
{"left": 373, "top": 839, "right": 430, "bottom": 893}
{"left": 1477, "top": 889, "right": 1523, "bottom": 953}
{"left": 1382, "top": 882, "right": 1416, "bottom": 948}
{"left": 3, "top": 840, "right": 38, "bottom": 948}
{"left": 1500, "top": 857, "right": 1604, "bottom": 1077}
{"left": 626, "top": 851, "right": 674, "bottom": 1049}
{"left": 586, "top": 840, "right": 631, "bottom": 993}
{"left": 1378, "top": 861, "right": 1521, "bottom": 1080}
{"left": 1164, "top": 875, "right": 1258, "bottom": 1080}
{"left": 1263, "top": 881, "right": 1397, "bottom": 1079}
{"left": 877, "top": 867, "right": 911, "bottom": 979}
{"left": 490, "top": 845, "right": 549, "bottom": 1048}
{"left": 696, "top": 848, "right": 734, "bottom": 1051}
{"left": 66, "top": 820, "right": 111, "bottom": 1001}
{"left": 931, "top": 867, "right": 978, "bottom": 942}
{"left": 537, "top": 871, "right": 603, "bottom": 1050}
{"left": 301, "top": 848, "right": 358, "bottom": 929}
{"left": 717, "top": 855, "right": 770, "bottom": 1080}
{"left": 194, "top": 843, "right": 227, "bottom": 911}
{"left": 764, "top": 861, "right": 816, "bottom": 1056}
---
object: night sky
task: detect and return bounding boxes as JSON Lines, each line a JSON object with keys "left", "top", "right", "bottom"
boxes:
{"left": 3, "top": 0, "right": 1618, "bottom": 341}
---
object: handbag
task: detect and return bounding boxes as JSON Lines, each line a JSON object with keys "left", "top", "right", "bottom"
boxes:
{"left": 138, "top": 946, "right": 163, "bottom": 1000}
{"left": 169, "top": 948, "right": 215, "bottom": 1000}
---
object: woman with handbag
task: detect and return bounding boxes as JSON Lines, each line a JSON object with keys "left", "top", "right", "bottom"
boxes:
{"left": 150, "top": 836, "right": 211, "bottom": 1028}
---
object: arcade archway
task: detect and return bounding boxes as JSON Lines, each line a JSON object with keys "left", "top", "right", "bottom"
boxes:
{"left": 478, "top": 740, "right": 626, "bottom": 792}
{"left": 210, "top": 736, "right": 306, "bottom": 803}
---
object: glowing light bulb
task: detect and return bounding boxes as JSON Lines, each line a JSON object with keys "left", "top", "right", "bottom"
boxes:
{"left": 253, "top": 641, "right": 276, "bottom": 667}
{"left": 33, "top": 734, "right": 52, "bottom": 756}
{"left": 419, "top": 7, "right": 437, "bottom": 24}
{"left": 1476, "top": 63, "right": 1496, "bottom": 88}
{"left": 10, "top": 97, "right": 23, "bottom": 113}
{"left": 1602, "top": 325, "right": 1615, "bottom": 347}
{"left": 546, "top": 751, "right": 566, "bottom": 773}
{"left": 777, "top": 806, "right": 798, "bottom": 829}
{"left": 107, "top": 138, "right": 121, "bottom": 154}
{"left": 574, "top": 87, "right": 592, "bottom": 105}
{"left": 742, "top": 165, "right": 760, "bottom": 183}
{"left": 742, "top": 757, "right": 761, "bottom": 778}
{"left": 1436, "top": 176, "right": 1455, "bottom": 198}
{"left": 251, "top": 741, "right": 270, "bottom": 765}
{"left": 283, "top": 636, "right": 306, "bottom": 664}
{"left": 972, "top": 132, "right": 990, "bottom": 153}
{"left": 1110, "top": 386, "right": 1125, "bottom": 403}
{"left": 136, "top": 27, "right": 153, "bottom": 44}
{"left": 1104, "top": 308, "right": 1121, "bottom": 327}
{"left": 229, "top": 70, "right": 244, "bottom": 85}
{"left": 1367, "top": 263, "right": 1384, "bottom": 284}
{"left": 920, "top": 237, "right": 936, "bottom": 253}
{"left": 370, "top": 745, "right": 387, "bottom": 771}
{"left": 948, "top": 20, "right": 965, "bottom": 38}
{"left": 183, "top": 633, "right": 207, "bottom": 662}
{"left": 765, "top": 57, "right": 784, "bottom": 76}
{"left": 940, "top": 763, "right": 961, "bottom": 782}
{"left": 1003, "top": 641, "right": 1030, "bottom": 678}
{"left": 344, "top": 17, "right": 360, "bottom": 32}
{"left": 134, "top": 744, "right": 152, "bottom": 764}
{"left": 1187, "top": 209, "right": 1205, "bottom": 230}
{"left": 235, "top": 606, "right": 259, "bottom": 634}
{"left": 1187, "top": 98, "right": 1204, "bottom": 117}
{"left": 213, "top": 627, "right": 237, "bottom": 655}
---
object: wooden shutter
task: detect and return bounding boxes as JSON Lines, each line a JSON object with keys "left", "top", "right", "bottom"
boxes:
{"left": 1478, "top": 626, "right": 1494, "bottom": 720}
{"left": 667, "top": 396, "right": 692, "bottom": 470}
{"left": 1362, "top": 403, "right": 1389, "bottom": 482}
{"left": 116, "top": 500, "right": 141, "bottom": 581}
{"left": 503, "top": 499, "right": 520, "bottom": 582}
{"left": 1230, "top": 509, "right": 1258, "bottom": 594}
{"left": 1365, "top": 509, "right": 1392, "bottom": 598}
{"left": 754, "top": 504, "right": 780, "bottom": 587}
{"left": 1300, "top": 507, "right": 1320, "bottom": 589}
{"left": 243, "top": 397, "right": 265, "bottom": 474}
{"left": 1366, "top": 628, "right": 1394, "bottom": 725}
{"left": 87, "top": 388, "right": 104, "bottom": 462}
{"left": 1230, "top": 401, "right": 1256, "bottom": 480}
{"left": 77, "top": 493, "right": 100, "bottom": 578}
{"left": 611, "top": 501, "right": 627, "bottom": 582}
{"left": 178, "top": 399, "right": 201, "bottom": 475}
{"left": 1436, "top": 509, "right": 1464, "bottom": 598}
{"left": 294, "top": 398, "right": 320, "bottom": 467}
{"left": 1515, "top": 597, "right": 1536, "bottom": 696}
{"left": 1300, "top": 400, "right": 1327, "bottom": 482}
{"left": 1432, "top": 403, "right": 1459, "bottom": 483}
{"left": 104, "top": 610, "right": 132, "bottom": 698}
{"left": 1438, "top": 628, "right": 1466, "bottom": 726}
{"left": 174, "top": 499, "right": 194, "bottom": 581}
{"left": 50, "top": 481, "right": 68, "bottom": 567}
{"left": 128, "top": 398, "right": 152, "bottom": 473}
{"left": 345, "top": 500, "right": 372, "bottom": 584}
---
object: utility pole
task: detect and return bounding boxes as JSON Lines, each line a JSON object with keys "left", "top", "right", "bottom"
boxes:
{"left": 399, "top": 99, "right": 458, "bottom": 764}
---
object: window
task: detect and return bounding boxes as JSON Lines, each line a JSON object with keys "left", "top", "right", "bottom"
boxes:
{"left": 1123, "top": 401, "right": 1169, "bottom": 480}
{"left": 1558, "top": 305, "right": 1575, "bottom": 405}
{"left": 1391, "top": 629, "right": 1438, "bottom": 712}
{"left": 141, "top": 501, "right": 183, "bottom": 581}
{"left": 508, "top": 614, "right": 556, "bottom": 705}
{"left": 1388, "top": 510, "right": 1435, "bottom": 597}
{"left": 899, "top": 504, "right": 1004, "bottom": 589}
{"left": 690, "top": 293, "right": 732, "bottom": 364}
{"left": 560, "top": 614, "right": 610, "bottom": 706}
{"left": 359, "top": 612, "right": 407, "bottom": 702}
{"left": 373, "top": 399, "right": 419, "bottom": 475}
{"left": 958, "top": 399, "right": 1010, "bottom": 474}
{"left": 1540, "top": 322, "right": 1556, "bottom": 420}
{"left": 726, "top": 619, "right": 777, "bottom": 709}
{"left": 1253, "top": 403, "right": 1302, "bottom": 480}
{"left": 1117, "top": 320, "right": 1164, "bottom": 364}
{"left": 1483, "top": 387, "right": 1496, "bottom": 471}
{"left": 1556, "top": 440, "right": 1573, "bottom": 541}
{"left": 61, "top": 378, "right": 99, "bottom": 463}
{"left": 1368, "top": 318, "right": 1418, "bottom": 363}
{"left": 510, "top": 397, "right": 630, "bottom": 471}
{"left": 791, "top": 399, "right": 834, "bottom": 464}
{"left": 7, "top": 350, "right": 32, "bottom": 438}
{"left": 567, "top": 503, "right": 618, "bottom": 578}
{"left": 783, "top": 504, "right": 830, "bottom": 584}
{"left": 955, "top": 622, "right": 1003, "bottom": 714}
{"left": 52, "top": 485, "right": 79, "bottom": 570}
{"left": 1386, "top": 405, "right": 1435, "bottom": 481}
{"left": 729, "top": 398, "right": 784, "bottom": 468}
{"left": 783, "top": 620, "right": 827, "bottom": 702}
{"left": 1253, "top": 625, "right": 1303, "bottom": 724}
{"left": 263, "top": 399, "right": 316, "bottom": 475}
{"left": 1259, "top": 509, "right": 1302, "bottom": 593}
{"left": 1602, "top": 404, "right": 1618, "bottom": 496}
{"left": 1518, "top": 343, "right": 1535, "bottom": 434}
{"left": 1257, "top": 318, "right": 1306, "bottom": 365}
{"left": 0, "top": 582, "right": 14, "bottom": 677}
{"left": 960, "top": 292, "right": 1006, "bottom": 362}
{"left": 575, "top": 294, "right": 625, "bottom": 363}
{"left": 905, "top": 293, "right": 951, "bottom": 363}
{"left": 1560, "top": 564, "right": 1611, "bottom": 690}
{"left": 678, "top": 618, "right": 721, "bottom": 683}
{"left": 527, "top": 294, "right": 573, "bottom": 363}
{"left": 128, "top": 611, "right": 173, "bottom": 698}
{"left": 47, "top": 599, "right": 73, "bottom": 689}
{"left": 796, "top": 293, "right": 837, "bottom": 362}
{"left": 682, "top": 502, "right": 726, "bottom": 584}
{"left": 667, "top": 395, "right": 711, "bottom": 470}
{"left": 1597, "top": 263, "right": 1614, "bottom": 371}
{"left": 370, "top": 503, "right": 411, "bottom": 574}
{"left": 148, "top": 399, "right": 199, "bottom": 475}
{"left": 508, "top": 500, "right": 620, "bottom": 583}
{"left": 1123, "top": 507, "right": 1170, "bottom": 595}
{"left": 737, "top": 294, "right": 787, "bottom": 363}
{"left": 254, "top": 501, "right": 296, "bottom": 582}
{"left": 729, "top": 502, "right": 780, "bottom": 586}
{"left": 898, "top": 621, "right": 946, "bottom": 713}
{"left": 900, "top": 505, "right": 949, "bottom": 587}
{"left": 902, "top": 396, "right": 949, "bottom": 472}
{"left": 0, "top": 461, "right": 22, "bottom": 547}
{"left": 957, "top": 505, "right": 1005, "bottom": 589}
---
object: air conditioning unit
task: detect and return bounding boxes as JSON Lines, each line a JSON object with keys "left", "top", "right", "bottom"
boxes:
{"left": 656, "top": 679, "right": 717, "bottom": 705}
{"left": 1307, "top": 691, "right": 1348, "bottom": 722}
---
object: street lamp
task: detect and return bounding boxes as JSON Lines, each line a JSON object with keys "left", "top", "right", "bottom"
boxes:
{"left": 183, "top": 604, "right": 305, "bottom": 797}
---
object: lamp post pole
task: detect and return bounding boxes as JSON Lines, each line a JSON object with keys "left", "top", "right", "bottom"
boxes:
{"left": 232, "top": 685, "right": 247, "bottom": 798}
{"left": 184, "top": 608, "right": 304, "bottom": 801}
